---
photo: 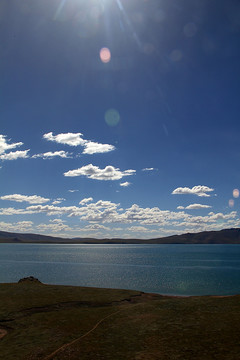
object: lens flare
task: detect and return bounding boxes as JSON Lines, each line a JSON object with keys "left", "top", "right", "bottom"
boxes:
{"left": 105, "top": 109, "right": 120, "bottom": 126}
{"left": 229, "top": 199, "right": 234, "bottom": 207}
{"left": 100, "top": 47, "right": 111, "bottom": 63}
{"left": 233, "top": 189, "right": 239, "bottom": 198}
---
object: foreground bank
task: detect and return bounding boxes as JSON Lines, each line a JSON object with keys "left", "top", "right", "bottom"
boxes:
{"left": 0, "top": 280, "right": 240, "bottom": 359}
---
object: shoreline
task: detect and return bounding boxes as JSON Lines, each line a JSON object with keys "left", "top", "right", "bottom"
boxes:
{"left": 2, "top": 281, "right": 239, "bottom": 298}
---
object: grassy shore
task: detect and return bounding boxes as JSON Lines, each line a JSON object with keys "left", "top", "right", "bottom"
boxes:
{"left": 0, "top": 281, "right": 240, "bottom": 359}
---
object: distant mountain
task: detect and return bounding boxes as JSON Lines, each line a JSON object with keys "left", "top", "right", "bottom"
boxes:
{"left": 0, "top": 230, "right": 94, "bottom": 243}
{"left": 1, "top": 228, "right": 240, "bottom": 244}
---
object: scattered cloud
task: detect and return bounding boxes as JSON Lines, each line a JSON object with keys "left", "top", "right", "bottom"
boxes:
{"left": 52, "top": 198, "right": 65, "bottom": 205}
{"left": 43, "top": 132, "right": 86, "bottom": 146}
{"left": 0, "top": 207, "right": 37, "bottom": 215}
{"left": 79, "top": 197, "right": 93, "bottom": 205}
{"left": 68, "top": 189, "right": 79, "bottom": 193}
{"left": 83, "top": 224, "right": 110, "bottom": 231}
{"left": 0, "top": 150, "right": 30, "bottom": 160}
{"left": 0, "top": 194, "right": 238, "bottom": 237}
{"left": 82, "top": 141, "right": 115, "bottom": 154}
{"left": 37, "top": 221, "right": 72, "bottom": 233}
{"left": 43, "top": 132, "right": 115, "bottom": 155}
{"left": 2, "top": 201, "right": 236, "bottom": 233}
{"left": 128, "top": 226, "right": 148, "bottom": 232}
{"left": 32, "top": 151, "right": 72, "bottom": 159}
{"left": 0, "top": 135, "right": 29, "bottom": 161}
{"left": 20, "top": 201, "right": 121, "bottom": 221}
{"left": 0, "top": 194, "right": 50, "bottom": 204}
{"left": 120, "top": 182, "right": 131, "bottom": 187}
{"left": 142, "top": 167, "right": 157, "bottom": 171}
{"left": 177, "top": 206, "right": 185, "bottom": 210}
{"left": 172, "top": 185, "right": 214, "bottom": 197}
{"left": 0, "top": 135, "right": 23, "bottom": 154}
{"left": 0, "top": 220, "right": 33, "bottom": 232}
{"left": 50, "top": 218, "right": 65, "bottom": 223}
{"left": 64, "top": 164, "right": 136, "bottom": 181}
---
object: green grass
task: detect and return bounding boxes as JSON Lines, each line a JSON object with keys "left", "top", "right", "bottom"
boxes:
{"left": 0, "top": 282, "right": 240, "bottom": 359}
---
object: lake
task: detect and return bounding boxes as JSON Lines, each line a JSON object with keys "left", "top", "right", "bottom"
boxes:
{"left": 0, "top": 244, "right": 240, "bottom": 296}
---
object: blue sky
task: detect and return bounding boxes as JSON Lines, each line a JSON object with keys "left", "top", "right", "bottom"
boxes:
{"left": 1, "top": 0, "right": 240, "bottom": 238}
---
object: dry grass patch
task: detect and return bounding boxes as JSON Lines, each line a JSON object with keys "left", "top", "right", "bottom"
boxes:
{"left": 0, "top": 282, "right": 240, "bottom": 359}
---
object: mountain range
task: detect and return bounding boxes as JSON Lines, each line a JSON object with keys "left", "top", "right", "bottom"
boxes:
{"left": 1, "top": 228, "right": 240, "bottom": 244}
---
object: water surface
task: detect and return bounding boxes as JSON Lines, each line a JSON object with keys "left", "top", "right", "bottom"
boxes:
{"left": 0, "top": 244, "right": 240, "bottom": 296}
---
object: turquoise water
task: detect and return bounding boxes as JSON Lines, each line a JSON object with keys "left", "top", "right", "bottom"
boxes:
{"left": 0, "top": 244, "right": 240, "bottom": 296}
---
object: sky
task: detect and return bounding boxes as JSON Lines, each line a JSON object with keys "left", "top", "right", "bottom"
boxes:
{"left": 1, "top": 0, "right": 240, "bottom": 239}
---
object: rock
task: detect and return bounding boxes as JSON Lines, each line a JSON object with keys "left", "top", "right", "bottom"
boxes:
{"left": 18, "top": 276, "right": 42, "bottom": 284}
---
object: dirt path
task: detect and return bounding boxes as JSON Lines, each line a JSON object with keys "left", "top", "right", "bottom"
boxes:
{"left": 43, "top": 293, "right": 159, "bottom": 359}
{"left": 0, "top": 329, "right": 7, "bottom": 339}
{"left": 43, "top": 308, "right": 124, "bottom": 360}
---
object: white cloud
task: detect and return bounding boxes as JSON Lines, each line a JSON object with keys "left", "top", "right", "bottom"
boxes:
{"left": 0, "top": 207, "right": 37, "bottom": 215}
{"left": 95, "top": 200, "right": 119, "bottom": 208}
{"left": 0, "top": 135, "right": 23, "bottom": 154}
{"left": 64, "top": 164, "right": 136, "bottom": 180}
{"left": 207, "top": 211, "right": 237, "bottom": 221}
{"left": 43, "top": 132, "right": 86, "bottom": 146}
{"left": 52, "top": 198, "right": 65, "bottom": 205}
{"left": 82, "top": 141, "right": 115, "bottom": 154}
{"left": 79, "top": 197, "right": 93, "bottom": 205}
{"left": 0, "top": 135, "right": 29, "bottom": 161}
{"left": 185, "top": 204, "right": 212, "bottom": 210}
{"left": 142, "top": 168, "right": 156, "bottom": 171}
{"left": 43, "top": 132, "right": 115, "bottom": 155}
{"left": 0, "top": 197, "right": 238, "bottom": 238}
{"left": 172, "top": 185, "right": 214, "bottom": 197}
{"left": 32, "top": 151, "right": 71, "bottom": 159}
{"left": 0, "top": 194, "right": 50, "bottom": 204}
{"left": 128, "top": 226, "right": 148, "bottom": 232}
{"left": 0, "top": 150, "right": 30, "bottom": 160}
{"left": 177, "top": 204, "right": 212, "bottom": 210}
{"left": 174, "top": 211, "right": 237, "bottom": 229}
{"left": 50, "top": 218, "right": 65, "bottom": 223}
{"left": 122, "top": 205, "right": 174, "bottom": 225}
{"left": 120, "top": 182, "right": 131, "bottom": 187}
{"left": 68, "top": 189, "right": 79, "bottom": 193}
{"left": 18, "top": 220, "right": 34, "bottom": 227}
{"left": 0, "top": 220, "right": 33, "bottom": 232}
{"left": 72, "top": 201, "right": 121, "bottom": 222}
{"left": 37, "top": 222, "right": 72, "bottom": 233}
{"left": 26, "top": 204, "right": 81, "bottom": 216}
{"left": 83, "top": 224, "right": 110, "bottom": 231}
